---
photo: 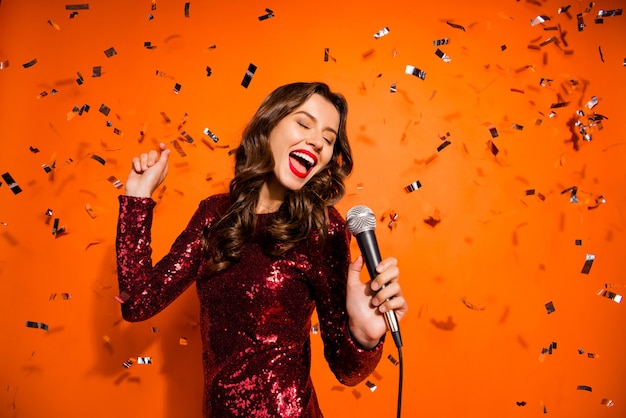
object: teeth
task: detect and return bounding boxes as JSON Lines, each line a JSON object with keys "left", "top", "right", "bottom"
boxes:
{"left": 292, "top": 151, "right": 315, "bottom": 167}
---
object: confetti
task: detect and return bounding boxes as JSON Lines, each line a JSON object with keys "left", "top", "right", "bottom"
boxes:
{"left": 597, "top": 288, "right": 622, "bottom": 303}
{"left": 47, "top": 19, "right": 60, "bottom": 30}
{"left": 581, "top": 253, "right": 595, "bottom": 274}
{"left": 170, "top": 140, "right": 186, "bottom": 157}
{"left": 137, "top": 356, "right": 152, "bottom": 365}
{"left": 531, "top": 15, "right": 550, "bottom": 26}
{"left": 241, "top": 63, "right": 257, "bottom": 88}
{"left": 144, "top": 41, "right": 156, "bottom": 50}
{"left": 179, "top": 130, "right": 194, "bottom": 143}
{"left": 435, "top": 48, "right": 451, "bottom": 62}
{"left": 486, "top": 139, "right": 498, "bottom": 156}
{"left": 258, "top": 8, "right": 274, "bottom": 21}
{"left": 25, "top": 320, "right": 48, "bottom": 331}
{"left": 107, "top": 175, "right": 123, "bottom": 189}
{"left": 488, "top": 126, "right": 498, "bottom": 138}
{"left": 577, "top": 13, "right": 585, "bottom": 31}
{"left": 405, "top": 65, "right": 426, "bottom": 80}
{"left": 122, "top": 359, "right": 134, "bottom": 368}
{"left": 310, "top": 323, "right": 320, "bottom": 334}
{"left": 446, "top": 21, "right": 465, "bottom": 31}
{"left": 389, "top": 83, "right": 396, "bottom": 93}
{"left": 92, "top": 66, "right": 102, "bottom": 77}
{"left": 99, "top": 104, "right": 111, "bottom": 116}
{"left": 461, "top": 297, "right": 485, "bottom": 310}
{"left": 433, "top": 38, "right": 449, "bottom": 46}
{"left": 545, "top": 301, "right": 556, "bottom": 314}
{"left": 179, "top": 337, "right": 188, "bottom": 346}
{"left": 203, "top": 128, "right": 219, "bottom": 143}
{"left": 52, "top": 218, "right": 66, "bottom": 236}
{"left": 184, "top": 2, "right": 190, "bottom": 17}
{"left": 90, "top": 154, "right": 105, "bottom": 165}
{"left": 22, "top": 58, "right": 38, "bottom": 68}
{"left": 104, "top": 47, "right": 117, "bottom": 58}
{"left": 516, "top": 401, "right": 527, "bottom": 407}
{"left": 373, "top": 27, "right": 390, "bottom": 39}
{"left": 173, "top": 82, "right": 182, "bottom": 94}
{"left": 0, "top": 60, "right": 9, "bottom": 69}
{"left": 404, "top": 180, "right": 422, "bottom": 193}
{"left": 1, "top": 172, "right": 22, "bottom": 194}
{"left": 365, "top": 381, "right": 377, "bottom": 392}
{"left": 206, "top": 66, "right": 212, "bottom": 76}
{"left": 85, "top": 203, "right": 97, "bottom": 218}
{"left": 601, "top": 399, "right": 615, "bottom": 407}
{"left": 65, "top": 4, "right": 89, "bottom": 10}
{"left": 577, "top": 385, "right": 592, "bottom": 392}
{"left": 387, "top": 354, "right": 399, "bottom": 366}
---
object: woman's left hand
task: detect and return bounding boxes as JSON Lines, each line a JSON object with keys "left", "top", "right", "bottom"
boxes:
{"left": 346, "top": 255, "right": 408, "bottom": 349}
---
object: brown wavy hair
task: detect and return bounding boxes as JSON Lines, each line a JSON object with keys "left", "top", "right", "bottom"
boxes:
{"left": 201, "top": 82, "right": 353, "bottom": 276}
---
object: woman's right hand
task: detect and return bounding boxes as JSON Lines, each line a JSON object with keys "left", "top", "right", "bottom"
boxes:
{"left": 124, "top": 142, "right": 171, "bottom": 198}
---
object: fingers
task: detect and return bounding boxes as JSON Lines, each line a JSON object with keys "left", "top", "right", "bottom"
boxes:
{"left": 131, "top": 143, "right": 169, "bottom": 174}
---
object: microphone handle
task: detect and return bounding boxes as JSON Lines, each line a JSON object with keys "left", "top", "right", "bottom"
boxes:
{"left": 355, "top": 232, "right": 403, "bottom": 348}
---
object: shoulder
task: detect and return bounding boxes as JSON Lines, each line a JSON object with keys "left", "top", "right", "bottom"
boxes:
{"left": 197, "top": 193, "right": 230, "bottom": 222}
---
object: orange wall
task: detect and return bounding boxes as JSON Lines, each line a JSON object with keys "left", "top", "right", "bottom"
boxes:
{"left": 1, "top": 0, "right": 625, "bottom": 417}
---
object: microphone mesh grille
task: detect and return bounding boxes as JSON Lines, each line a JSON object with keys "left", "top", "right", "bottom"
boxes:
{"left": 346, "top": 205, "right": 376, "bottom": 235}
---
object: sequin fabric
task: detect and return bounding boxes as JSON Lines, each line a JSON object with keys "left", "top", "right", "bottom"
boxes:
{"left": 116, "top": 194, "right": 384, "bottom": 417}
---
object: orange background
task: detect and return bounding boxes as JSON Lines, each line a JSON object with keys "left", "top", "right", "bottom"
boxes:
{"left": 1, "top": 0, "right": 625, "bottom": 417}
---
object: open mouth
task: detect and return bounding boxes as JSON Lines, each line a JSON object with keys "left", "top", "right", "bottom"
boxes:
{"left": 289, "top": 150, "right": 317, "bottom": 178}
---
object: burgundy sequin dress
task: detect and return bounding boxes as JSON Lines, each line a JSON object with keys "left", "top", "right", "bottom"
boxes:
{"left": 116, "top": 194, "right": 384, "bottom": 417}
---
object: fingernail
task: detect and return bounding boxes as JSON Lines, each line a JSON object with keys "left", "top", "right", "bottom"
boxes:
{"left": 371, "top": 281, "right": 379, "bottom": 291}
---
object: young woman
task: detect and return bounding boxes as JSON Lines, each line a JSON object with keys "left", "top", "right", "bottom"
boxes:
{"left": 116, "top": 81, "right": 408, "bottom": 417}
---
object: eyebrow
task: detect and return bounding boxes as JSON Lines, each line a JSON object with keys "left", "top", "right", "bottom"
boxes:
{"left": 295, "top": 111, "right": 338, "bottom": 137}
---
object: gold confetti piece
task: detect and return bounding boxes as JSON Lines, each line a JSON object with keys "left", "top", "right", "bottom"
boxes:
{"left": 597, "top": 288, "right": 622, "bottom": 303}
{"left": 107, "top": 175, "right": 123, "bottom": 189}
{"left": 122, "top": 359, "right": 134, "bottom": 368}
{"left": 581, "top": 253, "right": 595, "bottom": 274}
{"left": 310, "top": 323, "right": 320, "bottom": 334}
{"left": 387, "top": 354, "right": 398, "bottom": 366}
{"left": 365, "top": 381, "right": 377, "bottom": 392}
{"left": 373, "top": 26, "right": 390, "bottom": 39}
{"left": 545, "top": 301, "right": 556, "bottom": 314}
{"left": 22, "top": 58, "right": 38, "bottom": 68}
{"left": 25, "top": 321, "right": 48, "bottom": 331}
{"left": 179, "top": 337, "right": 188, "bottom": 346}
{"left": 137, "top": 356, "right": 152, "bottom": 364}
{"left": 433, "top": 38, "right": 449, "bottom": 46}
{"left": 0, "top": 60, "right": 9, "bottom": 69}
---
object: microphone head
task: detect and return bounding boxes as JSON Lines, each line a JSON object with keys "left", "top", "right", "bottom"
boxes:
{"left": 346, "top": 205, "right": 376, "bottom": 235}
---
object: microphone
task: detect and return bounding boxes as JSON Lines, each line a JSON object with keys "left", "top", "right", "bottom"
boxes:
{"left": 346, "top": 205, "right": 403, "bottom": 348}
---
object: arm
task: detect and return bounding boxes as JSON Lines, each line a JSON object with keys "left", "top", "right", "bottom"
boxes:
{"left": 311, "top": 209, "right": 384, "bottom": 386}
{"left": 116, "top": 196, "right": 208, "bottom": 322}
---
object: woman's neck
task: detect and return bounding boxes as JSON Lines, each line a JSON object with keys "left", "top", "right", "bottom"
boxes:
{"left": 256, "top": 181, "right": 285, "bottom": 214}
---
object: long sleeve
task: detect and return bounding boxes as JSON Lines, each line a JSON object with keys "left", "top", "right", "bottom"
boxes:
{"left": 116, "top": 195, "right": 209, "bottom": 322}
{"left": 312, "top": 208, "right": 384, "bottom": 386}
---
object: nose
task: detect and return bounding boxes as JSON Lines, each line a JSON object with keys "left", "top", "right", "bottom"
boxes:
{"left": 305, "top": 130, "right": 323, "bottom": 152}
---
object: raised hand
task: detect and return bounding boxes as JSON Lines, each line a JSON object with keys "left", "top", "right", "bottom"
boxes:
{"left": 124, "top": 142, "right": 171, "bottom": 198}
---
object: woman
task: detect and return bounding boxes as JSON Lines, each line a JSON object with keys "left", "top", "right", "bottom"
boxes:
{"left": 116, "top": 81, "right": 408, "bottom": 417}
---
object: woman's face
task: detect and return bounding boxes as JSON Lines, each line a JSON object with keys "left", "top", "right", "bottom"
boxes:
{"left": 267, "top": 93, "right": 339, "bottom": 192}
